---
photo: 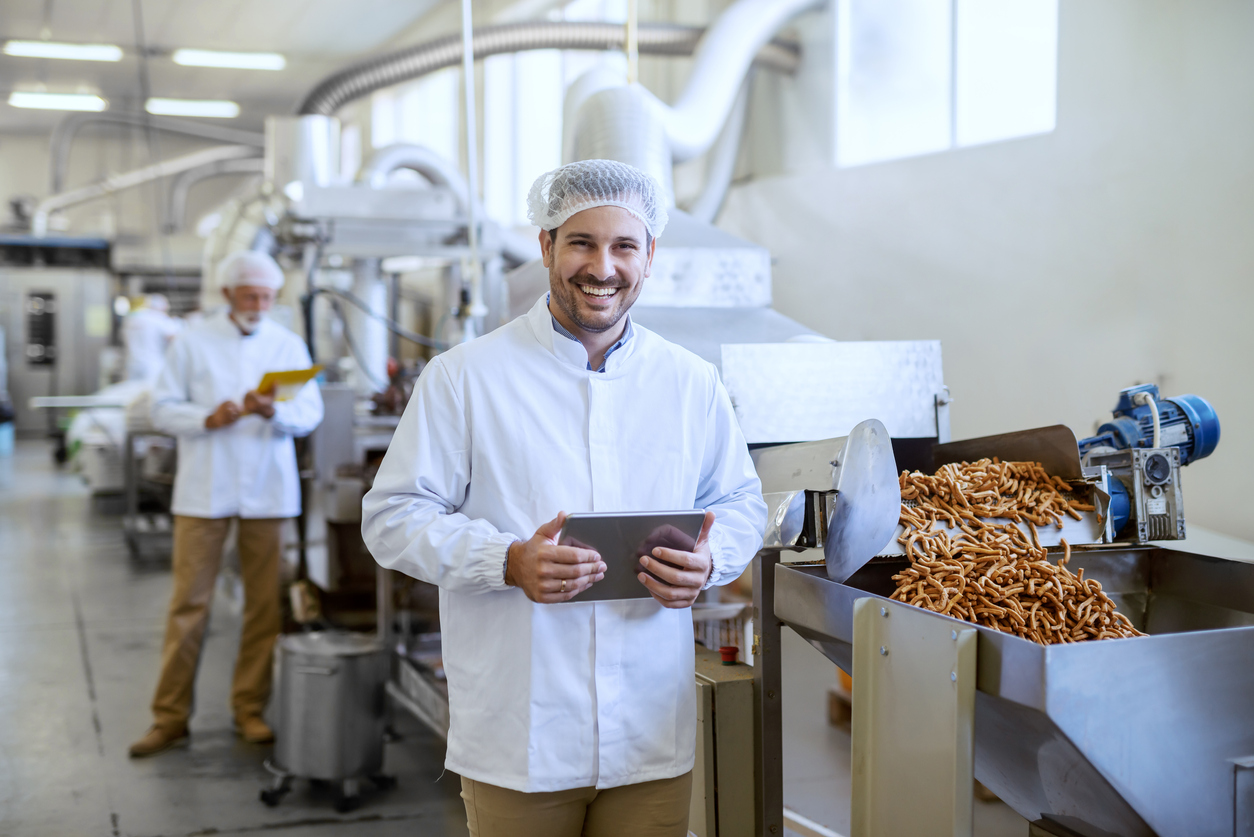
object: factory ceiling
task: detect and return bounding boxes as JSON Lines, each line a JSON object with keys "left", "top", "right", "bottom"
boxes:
{"left": 0, "top": 0, "right": 447, "bottom": 132}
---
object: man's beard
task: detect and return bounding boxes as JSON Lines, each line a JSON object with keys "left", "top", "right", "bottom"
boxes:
{"left": 231, "top": 310, "right": 267, "bottom": 334}
{"left": 551, "top": 270, "right": 637, "bottom": 334}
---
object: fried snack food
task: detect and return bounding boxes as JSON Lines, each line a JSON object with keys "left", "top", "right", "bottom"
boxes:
{"left": 890, "top": 458, "right": 1145, "bottom": 644}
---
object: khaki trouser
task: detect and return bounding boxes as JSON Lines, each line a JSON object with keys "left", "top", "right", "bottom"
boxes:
{"left": 150, "top": 515, "right": 283, "bottom": 731}
{"left": 461, "top": 772, "right": 693, "bottom": 837}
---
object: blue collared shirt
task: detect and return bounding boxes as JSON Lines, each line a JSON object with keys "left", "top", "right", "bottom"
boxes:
{"left": 547, "top": 294, "right": 633, "bottom": 373}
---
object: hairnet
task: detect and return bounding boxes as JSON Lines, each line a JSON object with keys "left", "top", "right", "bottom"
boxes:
{"left": 217, "top": 251, "right": 285, "bottom": 291}
{"left": 146, "top": 293, "right": 169, "bottom": 313}
{"left": 526, "top": 159, "right": 668, "bottom": 239}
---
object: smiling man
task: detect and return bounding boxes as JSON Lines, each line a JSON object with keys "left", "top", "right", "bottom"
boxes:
{"left": 362, "top": 160, "right": 766, "bottom": 837}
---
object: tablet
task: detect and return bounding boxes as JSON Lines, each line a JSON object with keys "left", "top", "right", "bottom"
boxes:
{"left": 557, "top": 510, "right": 707, "bottom": 603}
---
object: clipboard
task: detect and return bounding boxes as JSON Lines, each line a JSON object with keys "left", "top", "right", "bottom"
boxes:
{"left": 256, "top": 365, "right": 323, "bottom": 401}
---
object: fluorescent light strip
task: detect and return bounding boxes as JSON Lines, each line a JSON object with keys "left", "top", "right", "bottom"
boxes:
{"left": 172, "top": 49, "right": 285, "bottom": 71}
{"left": 3, "top": 40, "right": 123, "bottom": 61}
{"left": 145, "top": 98, "right": 239, "bottom": 118}
{"left": 8, "top": 91, "right": 107, "bottom": 112}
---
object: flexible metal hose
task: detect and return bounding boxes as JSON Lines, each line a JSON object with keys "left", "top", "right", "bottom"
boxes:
{"left": 297, "top": 21, "right": 799, "bottom": 116}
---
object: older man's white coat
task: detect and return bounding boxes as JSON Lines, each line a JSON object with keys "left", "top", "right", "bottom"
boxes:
{"left": 152, "top": 309, "right": 323, "bottom": 518}
{"left": 362, "top": 295, "right": 766, "bottom": 793}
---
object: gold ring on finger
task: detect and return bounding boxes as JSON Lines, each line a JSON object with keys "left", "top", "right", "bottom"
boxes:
{"left": 561, "top": 579, "right": 567, "bottom": 593}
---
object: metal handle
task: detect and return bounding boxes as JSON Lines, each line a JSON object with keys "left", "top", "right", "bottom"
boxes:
{"left": 294, "top": 665, "right": 337, "bottom": 676}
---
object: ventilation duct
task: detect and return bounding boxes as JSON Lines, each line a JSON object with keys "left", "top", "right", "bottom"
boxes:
{"left": 49, "top": 111, "right": 264, "bottom": 193}
{"left": 297, "top": 21, "right": 799, "bottom": 116}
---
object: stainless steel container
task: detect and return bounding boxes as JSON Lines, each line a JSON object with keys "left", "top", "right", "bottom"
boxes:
{"left": 273, "top": 631, "right": 388, "bottom": 781}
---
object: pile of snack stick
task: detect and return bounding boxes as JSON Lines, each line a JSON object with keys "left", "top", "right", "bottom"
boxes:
{"left": 890, "top": 458, "right": 1145, "bottom": 644}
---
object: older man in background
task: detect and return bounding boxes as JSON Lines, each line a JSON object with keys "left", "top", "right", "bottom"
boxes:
{"left": 129, "top": 251, "right": 323, "bottom": 758}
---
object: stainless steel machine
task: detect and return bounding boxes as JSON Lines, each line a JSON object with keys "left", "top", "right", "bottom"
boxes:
{"left": 0, "top": 239, "right": 112, "bottom": 436}
{"left": 744, "top": 352, "right": 1254, "bottom": 837}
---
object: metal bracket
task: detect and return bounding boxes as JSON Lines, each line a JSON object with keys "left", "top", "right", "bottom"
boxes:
{"left": 1232, "top": 756, "right": 1254, "bottom": 836}
{"left": 935, "top": 387, "right": 953, "bottom": 444}
{"left": 852, "top": 597, "right": 975, "bottom": 837}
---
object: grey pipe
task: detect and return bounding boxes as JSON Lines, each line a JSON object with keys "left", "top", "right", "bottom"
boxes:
{"left": 358, "top": 143, "right": 538, "bottom": 265}
{"left": 165, "top": 157, "right": 265, "bottom": 233}
{"left": 33, "top": 144, "right": 260, "bottom": 237}
{"left": 298, "top": 21, "right": 799, "bottom": 116}
{"left": 49, "top": 111, "right": 265, "bottom": 193}
{"left": 357, "top": 143, "right": 468, "bottom": 192}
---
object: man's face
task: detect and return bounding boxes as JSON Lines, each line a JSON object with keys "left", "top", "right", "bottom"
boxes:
{"left": 540, "top": 205, "right": 655, "bottom": 336}
{"left": 221, "top": 284, "right": 276, "bottom": 333}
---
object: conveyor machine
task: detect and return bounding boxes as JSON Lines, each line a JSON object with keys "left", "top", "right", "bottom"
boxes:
{"left": 727, "top": 345, "right": 1254, "bottom": 837}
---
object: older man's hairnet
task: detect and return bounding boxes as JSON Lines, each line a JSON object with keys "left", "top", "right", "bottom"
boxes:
{"left": 217, "top": 251, "right": 285, "bottom": 291}
{"left": 526, "top": 160, "right": 668, "bottom": 239}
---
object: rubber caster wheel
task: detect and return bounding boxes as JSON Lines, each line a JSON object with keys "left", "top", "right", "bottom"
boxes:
{"left": 259, "top": 788, "right": 285, "bottom": 807}
{"left": 370, "top": 774, "right": 397, "bottom": 790}
{"left": 334, "top": 794, "right": 360, "bottom": 814}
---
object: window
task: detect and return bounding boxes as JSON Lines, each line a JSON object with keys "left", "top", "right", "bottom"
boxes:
{"left": 835, "top": 0, "right": 1058, "bottom": 168}
{"left": 370, "top": 68, "right": 461, "bottom": 166}
{"left": 483, "top": 51, "right": 564, "bottom": 227}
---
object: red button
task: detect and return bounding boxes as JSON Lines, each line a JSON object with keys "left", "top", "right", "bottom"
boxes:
{"left": 719, "top": 646, "right": 739, "bottom": 665}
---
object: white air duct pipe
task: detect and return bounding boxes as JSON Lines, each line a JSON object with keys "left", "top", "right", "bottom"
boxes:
{"left": 653, "top": 0, "right": 820, "bottom": 162}
{"left": 358, "top": 143, "right": 538, "bottom": 265}
{"left": 569, "top": 85, "right": 675, "bottom": 204}
{"left": 32, "top": 144, "right": 261, "bottom": 237}
{"left": 685, "top": 77, "right": 751, "bottom": 222}
{"left": 48, "top": 111, "right": 264, "bottom": 193}
{"left": 165, "top": 157, "right": 265, "bottom": 233}
{"left": 345, "top": 258, "right": 389, "bottom": 395}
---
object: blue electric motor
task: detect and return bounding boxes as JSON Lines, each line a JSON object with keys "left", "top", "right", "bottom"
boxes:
{"left": 1078, "top": 384, "right": 1220, "bottom": 535}
{"left": 1078, "top": 384, "right": 1220, "bottom": 466}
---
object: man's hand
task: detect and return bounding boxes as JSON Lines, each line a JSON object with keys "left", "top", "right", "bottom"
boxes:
{"left": 637, "top": 511, "right": 716, "bottom": 609}
{"left": 506, "top": 512, "right": 606, "bottom": 603}
{"left": 243, "top": 388, "right": 276, "bottom": 419}
{"left": 205, "top": 400, "right": 242, "bottom": 430}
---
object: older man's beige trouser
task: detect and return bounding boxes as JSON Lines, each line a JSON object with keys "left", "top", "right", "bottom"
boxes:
{"left": 150, "top": 515, "right": 283, "bottom": 731}
{"left": 461, "top": 771, "right": 692, "bottom": 837}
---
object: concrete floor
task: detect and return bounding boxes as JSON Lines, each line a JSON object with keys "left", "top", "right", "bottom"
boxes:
{"left": 0, "top": 439, "right": 1027, "bottom": 836}
{"left": 0, "top": 441, "right": 465, "bottom": 837}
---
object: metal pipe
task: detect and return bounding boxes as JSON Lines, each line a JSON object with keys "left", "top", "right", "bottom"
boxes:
{"left": 657, "top": 0, "right": 822, "bottom": 161}
{"left": 32, "top": 144, "right": 260, "bottom": 237}
{"left": 297, "top": 21, "right": 800, "bottom": 116}
{"left": 357, "top": 143, "right": 538, "bottom": 266}
{"left": 48, "top": 111, "right": 264, "bottom": 193}
{"left": 684, "top": 76, "right": 751, "bottom": 223}
{"left": 165, "top": 157, "right": 265, "bottom": 233}
{"left": 458, "top": 0, "right": 485, "bottom": 329}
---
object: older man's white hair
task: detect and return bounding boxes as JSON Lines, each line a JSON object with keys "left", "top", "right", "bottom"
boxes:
{"left": 217, "top": 251, "right": 285, "bottom": 291}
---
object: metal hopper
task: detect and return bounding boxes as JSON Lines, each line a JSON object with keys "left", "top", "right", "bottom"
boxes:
{"left": 758, "top": 424, "right": 1254, "bottom": 836}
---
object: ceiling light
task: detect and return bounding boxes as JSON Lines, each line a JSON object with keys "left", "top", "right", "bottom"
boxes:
{"left": 3, "top": 40, "right": 123, "bottom": 61}
{"left": 145, "top": 98, "right": 240, "bottom": 118}
{"left": 8, "top": 91, "right": 107, "bottom": 111}
{"left": 171, "top": 49, "right": 285, "bottom": 71}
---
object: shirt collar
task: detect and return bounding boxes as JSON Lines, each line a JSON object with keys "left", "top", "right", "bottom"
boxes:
{"left": 546, "top": 293, "right": 634, "bottom": 373}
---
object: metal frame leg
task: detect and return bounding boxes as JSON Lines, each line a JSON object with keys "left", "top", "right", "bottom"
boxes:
{"left": 753, "top": 550, "right": 783, "bottom": 837}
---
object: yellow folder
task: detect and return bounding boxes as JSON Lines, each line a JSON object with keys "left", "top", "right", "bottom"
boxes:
{"left": 256, "top": 365, "right": 323, "bottom": 401}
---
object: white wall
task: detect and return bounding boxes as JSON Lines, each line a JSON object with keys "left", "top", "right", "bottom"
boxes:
{"left": 720, "top": 0, "right": 1254, "bottom": 540}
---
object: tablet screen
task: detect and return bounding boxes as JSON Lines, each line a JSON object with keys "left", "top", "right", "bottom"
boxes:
{"left": 557, "top": 510, "right": 706, "bottom": 603}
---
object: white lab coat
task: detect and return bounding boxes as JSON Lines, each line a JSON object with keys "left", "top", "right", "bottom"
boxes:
{"left": 152, "top": 310, "right": 324, "bottom": 519}
{"left": 362, "top": 295, "right": 766, "bottom": 793}
{"left": 124, "top": 307, "right": 183, "bottom": 383}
